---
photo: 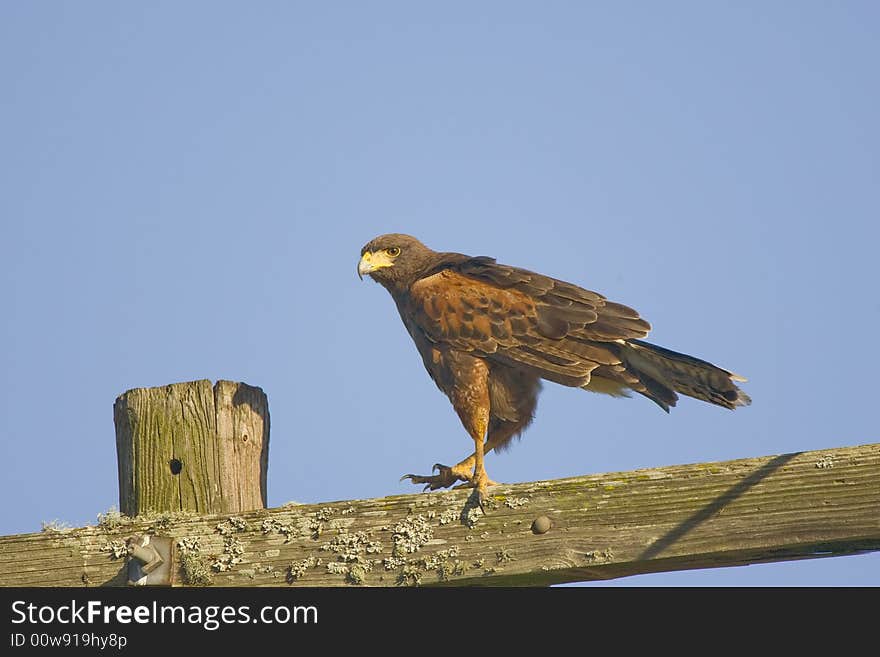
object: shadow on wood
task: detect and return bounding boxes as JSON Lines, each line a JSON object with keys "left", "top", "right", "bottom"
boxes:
{"left": 639, "top": 451, "right": 800, "bottom": 560}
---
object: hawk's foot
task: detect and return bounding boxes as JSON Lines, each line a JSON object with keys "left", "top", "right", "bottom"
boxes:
{"left": 401, "top": 463, "right": 472, "bottom": 491}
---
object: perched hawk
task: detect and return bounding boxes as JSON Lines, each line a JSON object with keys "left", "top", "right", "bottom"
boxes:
{"left": 358, "top": 234, "right": 750, "bottom": 505}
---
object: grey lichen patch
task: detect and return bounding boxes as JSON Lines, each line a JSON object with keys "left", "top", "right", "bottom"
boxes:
{"left": 321, "top": 532, "right": 383, "bottom": 560}
{"left": 261, "top": 517, "right": 308, "bottom": 543}
{"left": 94, "top": 507, "right": 196, "bottom": 533}
{"left": 286, "top": 556, "right": 320, "bottom": 583}
{"left": 96, "top": 507, "right": 126, "bottom": 531}
{"left": 211, "top": 518, "right": 249, "bottom": 572}
{"left": 504, "top": 496, "right": 530, "bottom": 509}
{"left": 177, "top": 536, "right": 201, "bottom": 555}
{"left": 326, "top": 562, "right": 347, "bottom": 575}
{"left": 147, "top": 514, "right": 176, "bottom": 533}
{"left": 315, "top": 507, "right": 335, "bottom": 521}
{"left": 396, "top": 564, "right": 423, "bottom": 587}
{"left": 438, "top": 509, "right": 459, "bottom": 526}
{"left": 383, "top": 555, "right": 407, "bottom": 571}
{"left": 326, "top": 558, "right": 372, "bottom": 585}
{"left": 320, "top": 530, "right": 382, "bottom": 585}
{"left": 310, "top": 507, "right": 336, "bottom": 538}
{"left": 212, "top": 537, "right": 246, "bottom": 572}
{"left": 421, "top": 546, "right": 465, "bottom": 582}
{"left": 386, "top": 518, "right": 471, "bottom": 585}
{"left": 583, "top": 547, "right": 615, "bottom": 564}
{"left": 391, "top": 515, "right": 434, "bottom": 557}
{"left": 216, "top": 517, "right": 249, "bottom": 536}
{"left": 346, "top": 564, "right": 369, "bottom": 585}
{"left": 496, "top": 548, "right": 515, "bottom": 564}
{"left": 100, "top": 540, "right": 127, "bottom": 559}
{"left": 41, "top": 519, "right": 74, "bottom": 533}
{"left": 436, "top": 559, "right": 465, "bottom": 582}
{"left": 422, "top": 546, "right": 460, "bottom": 569}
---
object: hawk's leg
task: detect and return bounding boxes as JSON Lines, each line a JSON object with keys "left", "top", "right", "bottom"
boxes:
{"left": 467, "top": 422, "right": 493, "bottom": 509}
{"left": 404, "top": 350, "right": 520, "bottom": 507}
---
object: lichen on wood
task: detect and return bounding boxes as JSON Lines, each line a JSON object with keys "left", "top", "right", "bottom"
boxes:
{"left": 1, "top": 442, "right": 878, "bottom": 587}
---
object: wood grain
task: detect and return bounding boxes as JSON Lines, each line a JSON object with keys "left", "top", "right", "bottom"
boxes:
{"left": 112, "top": 380, "right": 269, "bottom": 516}
{"left": 2, "top": 442, "right": 876, "bottom": 586}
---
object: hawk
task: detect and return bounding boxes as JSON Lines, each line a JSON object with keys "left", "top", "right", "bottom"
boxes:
{"left": 358, "top": 233, "right": 750, "bottom": 505}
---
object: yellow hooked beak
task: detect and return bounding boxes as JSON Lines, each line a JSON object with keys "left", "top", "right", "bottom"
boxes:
{"left": 357, "top": 250, "right": 395, "bottom": 279}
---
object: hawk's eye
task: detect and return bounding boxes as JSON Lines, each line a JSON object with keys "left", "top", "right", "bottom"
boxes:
{"left": 386, "top": 247, "right": 401, "bottom": 257}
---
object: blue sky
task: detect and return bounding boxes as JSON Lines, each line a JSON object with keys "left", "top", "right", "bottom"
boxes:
{"left": 1, "top": 2, "right": 877, "bottom": 586}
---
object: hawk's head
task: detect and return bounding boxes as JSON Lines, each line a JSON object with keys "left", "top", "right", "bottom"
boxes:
{"left": 358, "top": 233, "right": 438, "bottom": 291}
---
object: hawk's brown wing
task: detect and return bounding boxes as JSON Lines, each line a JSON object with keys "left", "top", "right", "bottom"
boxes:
{"left": 404, "top": 257, "right": 650, "bottom": 388}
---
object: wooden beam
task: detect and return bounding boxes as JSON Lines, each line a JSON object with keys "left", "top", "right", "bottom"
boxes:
{"left": 113, "top": 380, "right": 269, "bottom": 516}
{"left": 1, "top": 442, "right": 877, "bottom": 587}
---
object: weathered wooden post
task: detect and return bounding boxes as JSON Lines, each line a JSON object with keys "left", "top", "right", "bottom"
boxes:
{"left": 113, "top": 380, "right": 270, "bottom": 516}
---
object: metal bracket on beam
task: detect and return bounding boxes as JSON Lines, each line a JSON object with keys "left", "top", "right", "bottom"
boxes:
{"left": 126, "top": 535, "right": 173, "bottom": 586}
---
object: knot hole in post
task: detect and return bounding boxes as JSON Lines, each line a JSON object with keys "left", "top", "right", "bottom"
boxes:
{"left": 169, "top": 458, "right": 183, "bottom": 475}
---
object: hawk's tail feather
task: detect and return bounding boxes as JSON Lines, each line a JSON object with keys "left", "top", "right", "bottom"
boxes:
{"left": 623, "top": 339, "right": 751, "bottom": 411}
